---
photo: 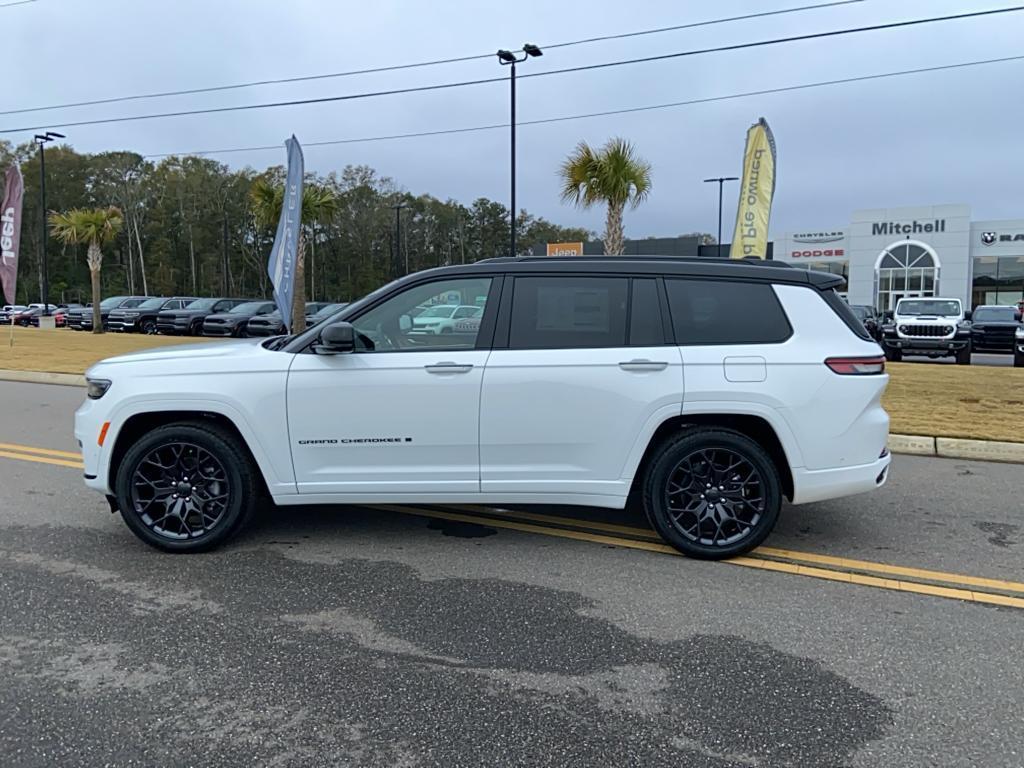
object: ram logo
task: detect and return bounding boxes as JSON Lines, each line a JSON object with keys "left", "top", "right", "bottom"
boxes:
{"left": 981, "top": 232, "right": 997, "bottom": 246}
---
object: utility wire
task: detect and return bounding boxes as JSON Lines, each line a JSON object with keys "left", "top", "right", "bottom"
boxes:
{"left": 0, "top": 0, "right": 38, "bottom": 7}
{"left": 3, "top": 5, "right": 1021, "bottom": 135}
{"left": 143, "top": 55, "right": 1024, "bottom": 159}
{"left": 0, "top": 0, "right": 864, "bottom": 117}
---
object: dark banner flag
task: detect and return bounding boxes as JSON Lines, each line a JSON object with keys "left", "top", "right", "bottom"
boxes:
{"left": 1, "top": 165, "right": 24, "bottom": 304}
{"left": 267, "top": 136, "right": 304, "bottom": 331}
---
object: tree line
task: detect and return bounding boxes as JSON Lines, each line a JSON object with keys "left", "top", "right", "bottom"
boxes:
{"left": 0, "top": 140, "right": 593, "bottom": 305}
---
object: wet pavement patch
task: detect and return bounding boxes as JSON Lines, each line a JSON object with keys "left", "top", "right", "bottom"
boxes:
{"left": 0, "top": 527, "right": 893, "bottom": 767}
{"left": 427, "top": 517, "right": 497, "bottom": 539}
{"left": 974, "top": 521, "right": 1019, "bottom": 548}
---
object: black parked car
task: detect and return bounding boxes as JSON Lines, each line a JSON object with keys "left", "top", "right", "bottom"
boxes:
{"left": 849, "top": 304, "right": 882, "bottom": 341}
{"left": 201, "top": 300, "right": 277, "bottom": 337}
{"left": 156, "top": 298, "right": 249, "bottom": 336}
{"left": 305, "top": 302, "right": 349, "bottom": 328}
{"left": 969, "top": 305, "right": 1023, "bottom": 354}
{"left": 246, "top": 302, "right": 336, "bottom": 337}
{"left": 108, "top": 296, "right": 198, "bottom": 334}
{"left": 69, "top": 296, "right": 151, "bottom": 331}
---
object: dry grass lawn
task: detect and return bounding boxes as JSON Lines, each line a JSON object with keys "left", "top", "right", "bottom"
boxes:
{"left": 2, "top": 327, "right": 1022, "bottom": 442}
{"left": 1, "top": 326, "right": 217, "bottom": 375}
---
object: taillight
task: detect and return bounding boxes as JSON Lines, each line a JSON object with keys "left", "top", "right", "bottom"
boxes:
{"left": 825, "top": 356, "right": 886, "bottom": 375}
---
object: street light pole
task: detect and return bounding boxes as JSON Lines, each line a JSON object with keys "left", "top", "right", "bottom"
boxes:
{"left": 703, "top": 176, "right": 738, "bottom": 258}
{"left": 497, "top": 44, "right": 542, "bottom": 258}
{"left": 33, "top": 132, "right": 65, "bottom": 315}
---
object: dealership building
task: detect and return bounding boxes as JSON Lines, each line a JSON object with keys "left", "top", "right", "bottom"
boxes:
{"left": 773, "top": 204, "right": 1024, "bottom": 311}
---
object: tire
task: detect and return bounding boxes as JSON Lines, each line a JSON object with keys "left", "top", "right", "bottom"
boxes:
{"left": 641, "top": 429, "right": 782, "bottom": 560}
{"left": 884, "top": 347, "right": 902, "bottom": 362}
{"left": 1014, "top": 351, "right": 1024, "bottom": 368}
{"left": 956, "top": 344, "right": 972, "bottom": 365}
{"left": 114, "top": 422, "right": 260, "bottom": 553}
{"left": 140, "top": 319, "right": 157, "bottom": 334}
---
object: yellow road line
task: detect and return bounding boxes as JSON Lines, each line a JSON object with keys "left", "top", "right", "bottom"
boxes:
{"left": 458, "top": 504, "right": 1024, "bottom": 597}
{"left": 0, "top": 441, "right": 82, "bottom": 459}
{"left": 0, "top": 449, "right": 84, "bottom": 469}
{"left": 377, "top": 504, "right": 1024, "bottom": 610}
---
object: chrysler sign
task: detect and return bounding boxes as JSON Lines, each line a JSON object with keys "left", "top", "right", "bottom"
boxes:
{"left": 792, "top": 231, "right": 844, "bottom": 244}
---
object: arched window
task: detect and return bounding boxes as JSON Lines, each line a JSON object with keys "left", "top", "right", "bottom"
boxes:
{"left": 874, "top": 241, "right": 940, "bottom": 311}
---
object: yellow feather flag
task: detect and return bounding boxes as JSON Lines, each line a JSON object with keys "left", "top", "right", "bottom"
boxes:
{"left": 729, "top": 118, "right": 777, "bottom": 260}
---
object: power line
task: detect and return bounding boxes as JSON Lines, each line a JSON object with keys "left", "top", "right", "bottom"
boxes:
{"left": 0, "top": 0, "right": 38, "bottom": 7}
{"left": 0, "top": 0, "right": 864, "bottom": 118}
{"left": 142, "top": 55, "right": 1024, "bottom": 159}
{"left": 3, "top": 5, "right": 1021, "bottom": 135}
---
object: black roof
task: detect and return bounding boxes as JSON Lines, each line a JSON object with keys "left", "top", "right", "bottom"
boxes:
{"left": 414, "top": 256, "right": 843, "bottom": 290}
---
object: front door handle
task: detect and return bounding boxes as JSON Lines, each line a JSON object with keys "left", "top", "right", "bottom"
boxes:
{"left": 425, "top": 362, "right": 474, "bottom": 374}
{"left": 618, "top": 359, "right": 669, "bottom": 371}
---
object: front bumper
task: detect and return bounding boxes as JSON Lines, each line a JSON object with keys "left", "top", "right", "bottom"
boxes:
{"left": 791, "top": 452, "right": 891, "bottom": 505}
{"left": 157, "top": 320, "right": 192, "bottom": 334}
{"left": 202, "top": 324, "right": 239, "bottom": 336}
{"left": 74, "top": 397, "right": 113, "bottom": 495}
{"left": 108, "top": 318, "right": 137, "bottom": 332}
{"left": 881, "top": 335, "right": 969, "bottom": 352}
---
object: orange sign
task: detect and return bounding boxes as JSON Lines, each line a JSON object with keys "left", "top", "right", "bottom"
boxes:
{"left": 546, "top": 242, "right": 585, "bottom": 257}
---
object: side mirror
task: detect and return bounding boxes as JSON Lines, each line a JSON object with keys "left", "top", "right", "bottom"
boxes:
{"left": 314, "top": 321, "right": 355, "bottom": 355}
{"left": 399, "top": 314, "right": 412, "bottom": 331}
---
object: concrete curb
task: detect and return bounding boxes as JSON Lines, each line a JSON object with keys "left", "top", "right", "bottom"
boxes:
{"left": 889, "top": 433, "right": 1024, "bottom": 464}
{"left": 0, "top": 369, "right": 85, "bottom": 387}
{"left": 2, "top": 368, "right": 1023, "bottom": 464}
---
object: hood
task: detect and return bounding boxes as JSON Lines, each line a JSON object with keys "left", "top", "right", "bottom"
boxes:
{"left": 159, "top": 308, "right": 211, "bottom": 317}
{"left": 87, "top": 338, "right": 277, "bottom": 375}
{"left": 204, "top": 312, "right": 246, "bottom": 323}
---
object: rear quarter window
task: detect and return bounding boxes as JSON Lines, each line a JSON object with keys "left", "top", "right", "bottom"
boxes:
{"left": 664, "top": 279, "right": 792, "bottom": 344}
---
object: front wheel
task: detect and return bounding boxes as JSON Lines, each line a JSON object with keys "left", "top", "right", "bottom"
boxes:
{"left": 956, "top": 344, "right": 972, "bottom": 365}
{"left": 115, "top": 422, "right": 260, "bottom": 553}
{"left": 641, "top": 429, "right": 782, "bottom": 559}
{"left": 884, "top": 347, "right": 902, "bottom": 362}
{"left": 140, "top": 319, "right": 157, "bottom": 334}
{"left": 1014, "top": 351, "right": 1024, "bottom": 368}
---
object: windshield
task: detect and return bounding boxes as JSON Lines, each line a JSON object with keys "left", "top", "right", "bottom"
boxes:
{"left": 184, "top": 298, "right": 218, "bottom": 310}
{"left": 849, "top": 306, "right": 870, "bottom": 320}
{"left": 313, "top": 303, "right": 347, "bottom": 319}
{"left": 99, "top": 296, "right": 128, "bottom": 309}
{"left": 137, "top": 298, "right": 166, "bottom": 310}
{"left": 973, "top": 307, "right": 1017, "bottom": 323}
{"left": 229, "top": 301, "right": 272, "bottom": 314}
{"left": 419, "top": 305, "right": 457, "bottom": 318}
{"left": 897, "top": 299, "right": 961, "bottom": 316}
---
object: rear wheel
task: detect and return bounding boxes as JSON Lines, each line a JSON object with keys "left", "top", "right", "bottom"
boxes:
{"left": 884, "top": 347, "right": 902, "bottom": 362}
{"left": 115, "top": 422, "right": 259, "bottom": 553}
{"left": 955, "top": 343, "right": 972, "bottom": 365}
{"left": 641, "top": 429, "right": 782, "bottom": 559}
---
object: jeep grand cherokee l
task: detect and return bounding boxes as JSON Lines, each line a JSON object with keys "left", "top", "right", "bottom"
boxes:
{"left": 76, "top": 257, "right": 890, "bottom": 559}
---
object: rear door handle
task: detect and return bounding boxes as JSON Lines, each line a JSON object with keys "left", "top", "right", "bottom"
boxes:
{"left": 425, "top": 362, "right": 474, "bottom": 373}
{"left": 618, "top": 359, "right": 669, "bottom": 371}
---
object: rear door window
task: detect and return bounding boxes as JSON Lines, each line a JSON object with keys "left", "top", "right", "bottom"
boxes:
{"left": 509, "top": 276, "right": 628, "bottom": 349}
{"left": 664, "top": 279, "right": 791, "bottom": 344}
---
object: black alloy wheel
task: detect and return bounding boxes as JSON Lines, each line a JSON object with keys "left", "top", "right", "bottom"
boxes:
{"left": 140, "top": 319, "right": 157, "bottom": 334}
{"left": 643, "top": 429, "right": 781, "bottom": 559}
{"left": 115, "top": 423, "right": 259, "bottom": 552}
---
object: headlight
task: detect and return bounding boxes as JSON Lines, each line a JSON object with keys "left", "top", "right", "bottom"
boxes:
{"left": 944, "top": 326, "right": 953, "bottom": 334}
{"left": 86, "top": 378, "right": 112, "bottom": 400}
{"left": 122, "top": 311, "right": 139, "bottom": 317}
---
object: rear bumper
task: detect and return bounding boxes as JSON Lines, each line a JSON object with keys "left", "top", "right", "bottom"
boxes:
{"left": 790, "top": 452, "right": 891, "bottom": 505}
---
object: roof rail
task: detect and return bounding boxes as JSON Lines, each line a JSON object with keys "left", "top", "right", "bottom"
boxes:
{"left": 479, "top": 255, "right": 791, "bottom": 267}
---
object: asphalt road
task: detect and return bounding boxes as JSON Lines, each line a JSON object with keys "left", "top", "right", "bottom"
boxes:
{"left": 0, "top": 381, "right": 1021, "bottom": 767}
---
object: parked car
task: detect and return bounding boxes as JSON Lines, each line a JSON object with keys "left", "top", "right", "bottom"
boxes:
{"left": 11, "top": 307, "right": 43, "bottom": 326}
{"left": 247, "top": 302, "right": 342, "bottom": 337}
{"left": 30, "top": 309, "right": 68, "bottom": 328}
{"left": 305, "top": 302, "right": 348, "bottom": 328}
{"left": 156, "top": 297, "right": 249, "bottom": 336}
{"left": 969, "top": 305, "right": 1022, "bottom": 355}
{"left": 848, "top": 304, "right": 881, "bottom": 340}
{"left": 77, "top": 296, "right": 152, "bottom": 332}
{"left": 201, "top": 300, "right": 277, "bottom": 337}
{"left": 411, "top": 304, "right": 482, "bottom": 334}
{"left": 880, "top": 297, "right": 972, "bottom": 364}
{"left": 76, "top": 256, "right": 890, "bottom": 558}
{"left": 1015, "top": 327, "right": 1024, "bottom": 368}
{"left": 108, "top": 297, "right": 198, "bottom": 334}
{"left": 0, "top": 305, "right": 28, "bottom": 322}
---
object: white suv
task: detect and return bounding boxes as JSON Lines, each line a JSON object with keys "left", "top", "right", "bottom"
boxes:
{"left": 75, "top": 257, "right": 891, "bottom": 559}
{"left": 411, "top": 304, "right": 482, "bottom": 334}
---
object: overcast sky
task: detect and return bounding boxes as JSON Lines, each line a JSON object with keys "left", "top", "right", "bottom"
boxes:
{"left": 4, "top": 0, "right": 1023, "bottom": 238}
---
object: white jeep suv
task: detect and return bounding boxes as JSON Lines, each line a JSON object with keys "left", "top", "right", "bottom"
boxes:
{"left": 880, "top": 297, "right": 972, "bottom": 364}
{"left": 75, "top": 257, "right": 891, "bottom": 559}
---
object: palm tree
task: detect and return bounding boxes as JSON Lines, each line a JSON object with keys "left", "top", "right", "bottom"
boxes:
{"left": 49, "top": 207, "right": 124, "bottom": 334}
{"left": 251, "top": 179, "right": 339, "bottom": 331}
{"left": 558, "top": 138, "right": 652, "bottom": 256}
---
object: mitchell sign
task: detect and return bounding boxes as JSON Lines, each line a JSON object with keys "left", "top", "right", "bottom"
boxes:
{"left": 871, "top": 219, "right": 946, "bottom": 236}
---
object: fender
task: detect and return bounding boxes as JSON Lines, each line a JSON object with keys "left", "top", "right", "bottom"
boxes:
{"left": 102, "top": 395, "right": 297, "bottom": 497}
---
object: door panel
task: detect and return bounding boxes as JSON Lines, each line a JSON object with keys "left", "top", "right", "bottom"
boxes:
{"left": 287, "top": 275, "right": 496, "bottom": 494}
{"left": 479, "top": 347, "right": 683, "bottom": 496}
{"left": 288, "top": 350, "right": 488, "bottom": 493}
